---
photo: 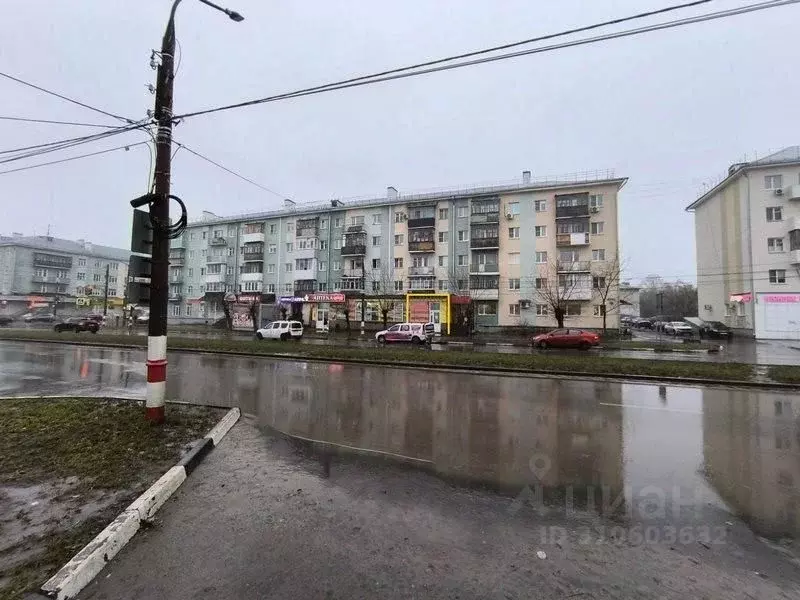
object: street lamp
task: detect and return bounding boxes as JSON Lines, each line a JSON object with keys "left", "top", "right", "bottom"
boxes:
{"left": 144, "top": 0, "right": 243, "bottom": 424}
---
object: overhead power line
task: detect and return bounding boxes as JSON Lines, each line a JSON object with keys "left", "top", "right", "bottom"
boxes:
{"left": 174, "top": 0, "right": 798, "bottom": 121}
{"left": 0, "top": 141, "right": 150, "bottom": 176}
{"left": 0, "top": 71, "right": 135, "bottom": 123}
{"left": 0, "top": 116, "right": 120, "bottom": 128}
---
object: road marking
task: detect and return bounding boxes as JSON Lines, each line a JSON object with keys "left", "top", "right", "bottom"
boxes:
{"left": 599, "top": 402, "right": 702, "bottom": 414}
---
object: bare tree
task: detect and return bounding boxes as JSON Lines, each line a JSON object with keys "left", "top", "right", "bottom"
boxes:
{"left": 531, "top": 260, "right": 582, "bottom": 328}
{"left": 365, "top": 265, "right": 399, "bottom": 329}
{"left": 591, "top": 254, "right": 624, "bottom": 332}
{"left": 441, "top": 264, "right": 472, "bottom": 334}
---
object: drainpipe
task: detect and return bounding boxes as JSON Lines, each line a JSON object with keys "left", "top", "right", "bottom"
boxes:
{"left": 744, "top": 172, "right": 755, "bottom": 336}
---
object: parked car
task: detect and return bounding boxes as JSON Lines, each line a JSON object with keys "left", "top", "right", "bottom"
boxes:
{"left": 86, "top": 314, "right": 105, "bottom": 326}
{"left": 633, "top": 318, "right": 652, "bottom": 329}
{"left": 375, "top": 322, "right": 434, "bottom": 345}
{"left": 255, "top": 320, "right": 304, "bottom": 341}
{"left": 23, "top": 313, "right": 56, "bottom": 323}
{"left": 700, "top": 320, "right": 732, "bottom": 339}
{"left": 0, "top": 315, "right": 12, "bottom": 327}
{"left": 54, "top": 317, "right": 99, "bottom": 334}
{"left": 531, "top": 328, "right": 600, "bottom": 350}
{"left": 664, "top": 321, "right": 693, "bottom": 336}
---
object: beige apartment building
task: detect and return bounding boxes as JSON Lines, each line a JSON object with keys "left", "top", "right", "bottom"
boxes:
{"left": 170, "top": 170, "right": 626, "bottom": 332}
{"left": 687, "top": 146, "right": 800, "bottom": 339}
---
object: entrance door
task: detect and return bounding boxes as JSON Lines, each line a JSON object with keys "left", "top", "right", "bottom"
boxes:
{"left": 429, "top": 302, "right": 441, "bottom": 333}
{"left": 316, "top": 306, "right": 329, "bottom": 332}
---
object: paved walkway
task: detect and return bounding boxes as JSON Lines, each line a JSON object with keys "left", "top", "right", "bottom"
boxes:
{"left": 77, "top": 419, "right": 799, "bottom": 600}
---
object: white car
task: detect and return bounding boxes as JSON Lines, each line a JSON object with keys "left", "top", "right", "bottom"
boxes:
{"left": 375, "top": 322, "right": 435, "bottom": 344}
{"left": 256, "top": 320, "right": 304, "bottom": 341}
{"left": 664, "top": 321, "right": 693, "bottom": 336}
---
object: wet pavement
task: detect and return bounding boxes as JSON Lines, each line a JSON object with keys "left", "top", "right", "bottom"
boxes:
{"left": 2, "top": 340, "right": 800, "bottom": 543}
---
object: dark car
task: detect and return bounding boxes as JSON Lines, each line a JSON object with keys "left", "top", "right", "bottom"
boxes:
{"left": 700, "top": 321, "right": 732, "bottom": 339}
{"left": 531, "top": 328, "right": 600, "bottom": 350}
{"left": 54, "top": 317, "right": 99, "bottom": 334}
{"left": 23, "top": 313, "right": 56, "bottom": 323}
{"left": 0, "top": 315, "right": 12, "bottom": 327}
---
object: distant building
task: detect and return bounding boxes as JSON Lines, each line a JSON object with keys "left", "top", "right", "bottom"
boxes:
{"left": 686, "top": 146, "right": 800, "bottom": 339}
{"left": 619, "top": 283, "right": 641, "bottom": 318}
{"left": 0, "top": 234, "right": 129, "bottom": 315}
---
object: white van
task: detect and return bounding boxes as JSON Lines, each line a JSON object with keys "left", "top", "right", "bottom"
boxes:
{"left": 255, "top": 320, "right": 304, "bottom": 341}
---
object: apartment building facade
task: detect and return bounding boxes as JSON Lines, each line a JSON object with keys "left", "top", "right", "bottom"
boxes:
{"left": 169, "top": 171, "right": 626, "bottom": 331}
{"left": 687, "top": 147, "right": 800, "bottom": 339}
{"left": 0, "top": 234, "right": 129, "bottom": 314}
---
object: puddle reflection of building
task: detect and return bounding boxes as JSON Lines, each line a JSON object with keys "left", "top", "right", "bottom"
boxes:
{"left": 703, "top": 389, "right": 800, "bottom": 537}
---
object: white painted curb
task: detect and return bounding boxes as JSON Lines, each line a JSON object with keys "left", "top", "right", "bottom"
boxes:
{"left": 40, "top": 407, "right": 240, "bottom": 600}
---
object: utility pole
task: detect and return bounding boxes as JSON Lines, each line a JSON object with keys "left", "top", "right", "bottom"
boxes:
{"left": 145, "top": 0, "right": 243, "bottom": 424}
{"left": 103, "top": 264, "right": 110, "bottom": 316}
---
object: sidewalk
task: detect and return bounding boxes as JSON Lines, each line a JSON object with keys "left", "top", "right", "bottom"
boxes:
{"left": 77, "top": 419, "right": 797, "bottom": 600}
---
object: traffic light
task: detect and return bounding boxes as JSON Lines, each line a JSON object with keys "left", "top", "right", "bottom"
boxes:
{"left": 128, "top": 208, "right": 152, "bottom": 306}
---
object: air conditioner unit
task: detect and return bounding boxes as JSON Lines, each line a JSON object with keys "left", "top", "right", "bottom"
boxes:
{"left": 590, "top": 206, "right": 600, "bottom": 213}
{"left": 401, "top": 213, "right": 408, "bottom": 220}
{"left": 505, "top": 212, "right": 514, "bottom": 220}
{"left": 520, "top": 299, "right": 532, "bottom": 309}
{"left": 775, "top": 188, "right": 784, "bottom": 196}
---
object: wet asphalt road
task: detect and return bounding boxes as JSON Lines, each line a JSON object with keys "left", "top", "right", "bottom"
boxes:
{"left": 2, "top": 339, "right": 799, "bottom": 542}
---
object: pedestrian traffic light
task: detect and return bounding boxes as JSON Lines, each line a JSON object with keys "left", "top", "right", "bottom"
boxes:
{"left": 128, "top": 208, "right": 153, "bottom": 306}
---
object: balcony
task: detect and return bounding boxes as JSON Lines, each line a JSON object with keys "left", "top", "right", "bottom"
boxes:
{"left": 294, "top": 280, "right": 317, "bottom": 295}
{"left": 169, "top": 275, "right": 183, "bottom": 284}
{"left": 555, "top": 204, "right": 590, "bottom": 219}
{"left": 469, "top": 289, "right": 499, "bottom": 300}
{"left": 341, "top": 244, "right": 366, "bottom": 256}
{"left": 209, "top": 236, "right": 227, "bottom": 246}
{"left": 342, "top": 267, "right": 364, "bottom": 278}
{"left": 407, "top": 217, "right": 436, "bottom": 229}
{"left": 206, "top": 255, "right": 227, "bottom": 264}
{"left": 296, "top": 218, "right": 319, "bottom": 237}
{"left": 339, "top": 279, "right": 365, "bottom": 291}
{"left": 470, "top": 237, "right": 500, "bottom": 249}
{"left": 294, "top": 245, "right": 316, "bottom": 260}
{"left": 470, "top": 263, "right": 499, "bottom": 274}
{"left": 556, "top": 232, "right": 590, "bottom": 247}
{"left": 32, "top": 275, "right": 70, "bottom": 284}
{"left": 204, "top": 272, "right": 225, "bottom": 284}
{"left": 557, "top": 261, "right": 591, "bottom": 273}
{"left": 242, "top": 231, "right": 265, "bottom": 244}
{"left": 408, "top": 266, "right": 435, "bottom": 276}
{"left": 408, "top": 278, "right": 436, "bottom": 291}
{"left": 408, "top": 240, "right": 436, "bottom": 253}
{"left": 33, "top": 253, "right": 73, "bottom": 269}
{"left": 790, "top": 250, "right": 800, "bottom": 265}
{"left": 168, "top": 292, "right": 182, "bottom": 302}
{"left": 788, "top": 184, "right": 800, "bottom": 201}
{"left": 243, "top": 253, "right": 264, "bottom": 262}
{"left": 169, "top": 255, "right": 185, "bottom": 266}
{"left": 566, "top": 285, "right": 594, "bottom": 301}
{"left": 470, "top": 211, "right": 500, "bottom": 224}
{"left": 241, "top": 271, "right": 263, "bottom": 282}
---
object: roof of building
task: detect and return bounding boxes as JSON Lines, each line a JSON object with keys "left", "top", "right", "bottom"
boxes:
{"left": 686, "top": 146, "right": 800, "bottom": 211}
{"left": 0, "top": 235, "right": 129, "bottom": 261}
{"left": 188, "top": 171, "right": 628, "bottom": 227}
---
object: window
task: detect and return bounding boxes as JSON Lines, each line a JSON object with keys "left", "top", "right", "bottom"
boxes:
{"left": 372, "top": 259, "right": 381, "bottom": 269}
{"left": 214, "top": 229, "right": 224, "bottom": 238}
{"left": 589, "top": 194, "right": 604, "bottom": 208}
{"left": 412, "top": 256, "right": 430, "bottom": 267}
{"left": 509, "top": 227, "right": 520, "bottom": 239}
{"left": 394, "top": 234, "right": 404, "bottom": 246}
{"left": 76, "top": 272, "right": 85, "bottom": 280}
{"left": 534, "top": 200, "right": 547, "bottom": 212}
{"left": 171, "top": 304, "right": 180, "bottom": 317}
{"left": 509, "top": 303, "right": 520, "bottom": 316}
{"left": 765, "top": 174, "right": 784, "bottom": 190}
{"left": 768, "top": 237, "right": 785, "bottom": 253}
{"left": 266, "top": 283, "right": 275, "bottom": 293}
{"left": 590, "top": 222, "right": 605, "bottom": 235}
{"left": 372, "top": 236, "right": 382, "bottom": 246}
{"left": 228, "top": 247, "right": 235, "bottom": 256}
{"left": 207, "top": 264, "right": 222, "bottom": 274}
{"left": 373, "top": 214, "right": 382, "bottom": 225}
{"left": 592, "top": 249, "right": 606, "bottom": 261}
{"left": 287, "top": 223, "right": 295, "bottom": 233}
{"left": 187, "top": 268, "right": 193, "bottom": 276}
{"left": 507, "top": 202, "right": 520, "bottom": 216}
{"left": 266, "top": 243, "right": 276, "bottom": 254}
{"left": 318, "top": 261, "right": 327, "bottom": 271}
{"left": 593, "top": 305, "right": 604, "bottom": 317}
{"left": 202, "top": 232, "right": 207, "bottom": 240}
{"left": 476, "top": 302, "right": 497, "bottom": 316}
{"left": 201, "top": 267, "right": 206, "bottom": 276}
{"left": 269, "top": 224, "right": 276, "bottom": 234}
{"left": 766, "top": 206, "right": 784, "bottom": 222}
{"left": 457, "top": 230, "right": 469, "bottom": 242}
{"left": 536, "top": 304, "right": 548, "bottom": 316}
{"left": 351, "top": 216, "right": 365, "bottom": 226}
{"left": 535, "top": 251, "right": 547, "bottom": 264}
{"left": 372, "top": 281, "right": 381, "bottom": 292}
{"left": 394, "top": 280, "right": 404, "bottom": 292}
{"left": 394, "top": 258, "right": 404, "bottom": 268}
{"left": 188, "top": 250, "right": 194, "bottom": 258}
{"left": 186, "top": 285, "right": 193, "bottom": 295}
{"left": 438, "top": 231, "right": 448, "bottom": 243}
{"left": 565, "top": 303, "right": 582, "bottom": 316}
{"left": 593, "top": 276, "right": 606, "bottom": 289}
{"left": 285, "top": 263, "right": 293, "bottom": 272}
{"left": 110, "top": 263, "right": 118, "bottom": 270}
{"left": 535, "top": 277, "right": 547, "bottom": 289}
{"left": 457, "top": 206, "right": 468, "bottom": 218}
{"left": 185, "top": 304, "right": 193, "bottom": 316}
{"left": 227, "top": 266, "right": 234, "bottom": 275}
{"left": 296, "top": 258, "right": 312, "bottom": 270}
{"left": 319, "top": 240, "right": 328, "bottom": 251}
{"left": 320, "top": 219, "right": 328, "bottom": 230}
{"left": 394, "top": 212, "right": 403, "bottom": 223}
{"left": 508, "top": 278, "right": 521, "bottom": 290}
{"left": 286, "top": 242, "right": 293, "bottom": 253}
{"left": 769, "top": 269, "right": 786, "bottom": 284}
{"left": 93, "top": 274, "right": 101, "bottom": 282}
{"left": 78, "top": 258, "right": 86, "bottom": 266}
{"left": 333, "top": 261, "right": 341, "bottom": 271}
{"left": 109, "top": 276, "right": 117, "bottom": 284}
{"left": 457, "top": 254, "right": 467, "bottom": 266}
{"left": 190, "top": 232, "right": 195, "bottom": 240}
{"left": 334, "top": 239, "right": 342, "bottom": 249}
{"left": 535, "top": 226, "right": 546, "bottom": 237}
{"left": 439, "top": 208, "right": 449, "bottom": 220}
{"left": 438, "top": 255, "right": 447, "bottom": 267}
{"left": 284, "top": 283, "right": 293, "bottom": 293}
{"left": 266, "top": 264, "right": 275, "bottom": 274}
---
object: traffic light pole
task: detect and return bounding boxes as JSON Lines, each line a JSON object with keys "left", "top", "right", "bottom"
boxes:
{"left": 146, "top": 1, "right": 180, "bottom": 424}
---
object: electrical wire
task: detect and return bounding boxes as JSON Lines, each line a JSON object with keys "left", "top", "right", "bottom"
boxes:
{"left": 0, "top": 71, "right": 135, "bottom": 123}
{"left": 174, "top": 0, "right": 798, "bottom": 121}
{"left": 0, "top": 116, "right": 120, "bottom": 128}
{"left": 0, "top": 141, "right": 150, "bottom": 176}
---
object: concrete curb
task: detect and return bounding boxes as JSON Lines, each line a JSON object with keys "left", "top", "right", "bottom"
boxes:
{"left": 40, "top": 406, "right": 241, "bottom": 600}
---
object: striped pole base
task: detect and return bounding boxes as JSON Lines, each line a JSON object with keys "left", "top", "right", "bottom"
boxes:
{"left": 146, "top": 335, "right": 167, "bottom": 424}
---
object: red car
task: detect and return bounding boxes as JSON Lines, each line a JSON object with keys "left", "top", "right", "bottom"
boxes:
{"left": 531, "top": 328, "right": 599, "bottom": 350}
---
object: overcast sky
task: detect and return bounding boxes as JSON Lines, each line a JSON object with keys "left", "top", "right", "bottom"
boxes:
{"left": 2, "top": 0, "right": 798, "bottom": 284}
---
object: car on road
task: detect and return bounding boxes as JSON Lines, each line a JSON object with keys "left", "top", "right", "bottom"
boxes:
{"left": 632, "top": 318, "right": 653, "bottom": 329}
{"left": 531, "top": 328, "right": 600, "bottom": 350}
{"left": 23, "top": 312, "right": 56, "bottom": 323}
{"left": 54, "top": 317, "right": 99, "bottom": 334}
{"left": 663, "top": 321, "right": 693, "bottom": 336}
{"left": 255, "top": 320, "right": 304, "bottom": 341}
{"left": 700, "top": 320, "right": 732, "bottom": 339}
{"left": 375, "top": 322, "right": 434, "bottom": 345}
{"left": 0, "top": 315, "right": 13, "bottom": 327}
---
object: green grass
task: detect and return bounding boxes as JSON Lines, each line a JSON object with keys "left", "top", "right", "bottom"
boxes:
{"left": 767, "top": 365, "right": 800, "bottom": 384}
{"left": 0, "top": 329, "right": 755, "bottom": 382}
